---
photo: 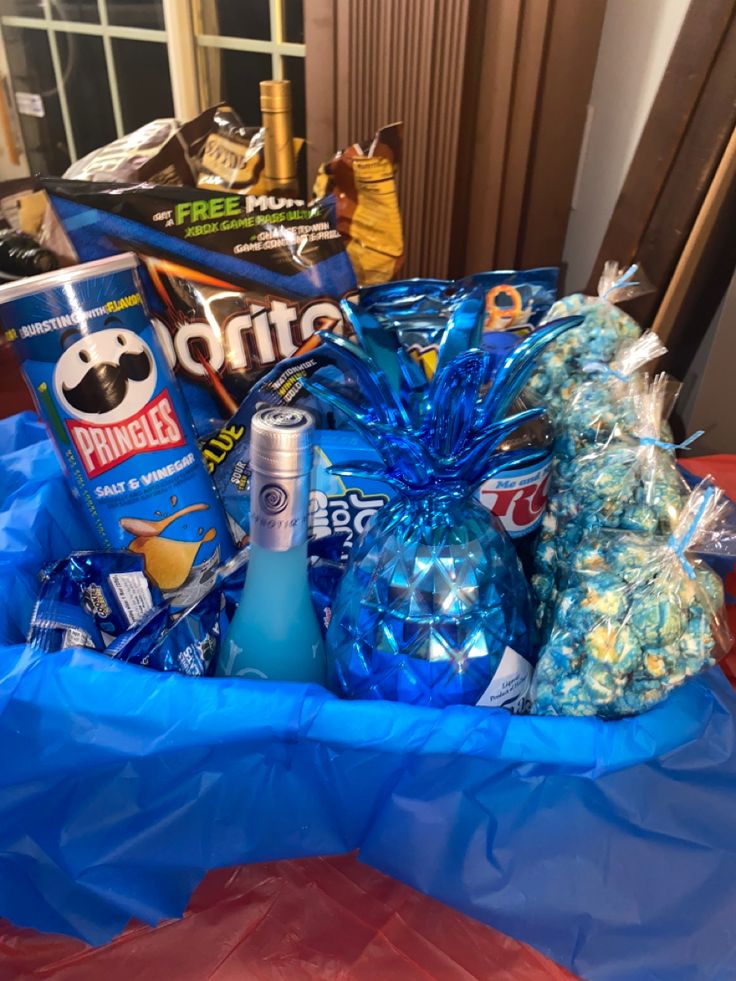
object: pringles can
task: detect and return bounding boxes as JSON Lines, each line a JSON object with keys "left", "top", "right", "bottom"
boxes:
{"left": 0, "top": 253, "right": 234, "bottom": 606}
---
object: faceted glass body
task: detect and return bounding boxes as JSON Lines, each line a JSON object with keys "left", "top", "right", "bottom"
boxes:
{"left": 327, "top": 491, "right": 534, "bottom": 706}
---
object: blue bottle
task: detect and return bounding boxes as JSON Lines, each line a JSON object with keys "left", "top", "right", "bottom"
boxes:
{"left": 217, "top": 407, "right": 326, "bottom": 684}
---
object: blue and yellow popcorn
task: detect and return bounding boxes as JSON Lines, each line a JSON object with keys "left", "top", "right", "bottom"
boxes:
{"left": 531, "top": 484, "right": 733, "bottom": 718}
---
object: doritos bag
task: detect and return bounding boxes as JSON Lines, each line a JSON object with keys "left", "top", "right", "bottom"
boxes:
{"left": 42, "top": 178, "right": 357, "bottom": 438}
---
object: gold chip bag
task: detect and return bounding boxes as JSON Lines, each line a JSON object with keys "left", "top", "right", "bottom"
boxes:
{"left": 313, "top": 122, "right": 404, "bottom": 286}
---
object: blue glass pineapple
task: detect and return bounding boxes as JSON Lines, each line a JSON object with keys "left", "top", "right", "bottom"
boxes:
{"left": 306, "top": 303, "right": 578, "bottom": 708}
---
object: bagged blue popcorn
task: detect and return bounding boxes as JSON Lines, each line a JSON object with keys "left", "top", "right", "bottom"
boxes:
{"left": 532, "top": 374, "right": 692, "bottom": 633}
{"left": 555, "top": 330, "right": 667, "bottom": 483}
{"left": 532, "top": 482, "right": 736, "bottom": 718}
{"left": 524, "top": 261, "right": 652, "bottom": 417}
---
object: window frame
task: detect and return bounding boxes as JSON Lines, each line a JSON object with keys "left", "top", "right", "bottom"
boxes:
{"left": 0, "top": 0, "right": 306, "bottom": 168}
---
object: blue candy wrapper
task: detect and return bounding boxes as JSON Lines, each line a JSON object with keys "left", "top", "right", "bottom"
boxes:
{"left": 357, "top": 267, "right": 559, "bottom": 383}
{"left": 28, "top": 546, "right": 225, "bottom": 677}
{"left": 29, "top": 550, "right": 161, "bottom": 653}
{"left": 107, "top": 589, "right": 222, "bottom": 676}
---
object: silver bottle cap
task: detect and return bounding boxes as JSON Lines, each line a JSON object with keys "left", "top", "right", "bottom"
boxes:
{"left": 250, "top": 406, "right": 314, "bottom": 478}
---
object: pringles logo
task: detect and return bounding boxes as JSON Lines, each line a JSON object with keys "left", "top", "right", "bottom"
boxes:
{"left": 67, "top": 390, "right": 186, "bottom": 478}
{"left": 53, "top": 323, "right": 186, "bottom": 477}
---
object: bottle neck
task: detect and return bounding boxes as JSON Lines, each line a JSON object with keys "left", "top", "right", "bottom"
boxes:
{"left": 261, "top": 107, "right": 296, "bottom": 194}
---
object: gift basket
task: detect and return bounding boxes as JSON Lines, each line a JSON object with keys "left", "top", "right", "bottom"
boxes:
{"left": 1, "top": 102, "right": 736, "bottom": 981}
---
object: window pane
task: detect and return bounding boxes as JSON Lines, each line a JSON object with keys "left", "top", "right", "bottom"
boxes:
{"left": 283, "top": 0, "right": 304, "bottom": 43}
{"left": 198, "top": 0, "right": 271, "bottom": 41}
{"left": 51, "top": 0, "right": 99, "bottom": 23}
{"left": 112, "top": 39, "right": 174, "bottom": 132}
{"left": 282, "top": 56, "right": 305, "bottom": 138}
{"left": 56, "top": 32, "right": 117, "bottom": 157}
{"left": 201, "top": 48, "right": 271, "bottom": 126}
{"left": 2, "top": 26, "right": 70, "bottom": 174}
{"left": 1, "top": 1, "right": 44, "bottom": 16}
{"left": 107, "top": 0, "right": 165, "bottom": 30}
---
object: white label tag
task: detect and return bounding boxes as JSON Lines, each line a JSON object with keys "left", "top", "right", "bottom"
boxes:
{"left": 476, "top": 645, "right": 532, "bottom": 712}
{"left": 15, "top": 92, "right": 44, "bottom": 118}
{"left": 109, "top": 571, "right": 154, "bottom": 626}
{"left": 62, "top": 627, "right": 95, "bottom": 650}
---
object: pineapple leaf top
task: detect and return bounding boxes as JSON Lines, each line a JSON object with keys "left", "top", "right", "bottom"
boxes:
{"left": 301, "top": 312, "right": 581, "bottom": 494}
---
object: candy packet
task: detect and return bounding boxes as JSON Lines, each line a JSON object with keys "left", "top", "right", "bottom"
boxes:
{"left": 106, "top": 586, "right": 222, "bottom": 675}
{"left": 524, "top": 261, "right": 652, "bottom": 417}
{"left": 28, "top": 548, "right": 239, "bottom": 675}
{"left": 532, "top": 374, "right": 693, "bottom": 631}
{"left": 28, "top": 551, "right": 161, "bottom": 654}
{"left": 531, "top": 481, "right": 736, "bottom": 718}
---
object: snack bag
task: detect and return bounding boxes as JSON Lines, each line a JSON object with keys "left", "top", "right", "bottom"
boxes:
{"left": 28, "top": 551, "right": 160, "bottom": 653}
{"left": 41, "top": 177, "right": 357, "bottom": 438}
{"left": 532, "top": 482, "right": 735, "bottom": 717}
{"left": 106, "top": 585, "right": 222, "bottom": 676}
{"left": 524, "top": 261, "right": 652, "bottom": 417}
{"left": 61, "top": 103, "right": 304, "bottom": 193}
{"left": 532, "top": 374, "right": 692, "bottom": 630}
{"left": 27, "top": 546, "right": 224, "bottom": 677}
{"left": 194, "top": 104, "right": 305, "bottom": 194}
{"left": 554, "top": 330, "right": 667, "bottom": 483}
{"left": 313, "top": 122, "right": 403, "bottom": 286}
{"left": 462, "top": 267, "right": 560, "bottom": 336}
{"left": 63, "top": 108, "right": 223, "bottom": 186}
{"left": 357, "top": 267, "right": 559, "bottom": 382}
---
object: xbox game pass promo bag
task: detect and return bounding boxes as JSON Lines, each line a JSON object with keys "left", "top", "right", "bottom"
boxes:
{"left": 42, "top": 178, "right": 357, "bottom": 439}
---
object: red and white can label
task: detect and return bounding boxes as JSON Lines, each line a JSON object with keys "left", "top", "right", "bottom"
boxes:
{"left": 478, "top": 455, "right": 552, "bottom": 538}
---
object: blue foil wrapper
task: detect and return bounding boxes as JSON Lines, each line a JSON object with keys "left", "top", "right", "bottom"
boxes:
{"left": 29, "top": 550, "right": 161, "bottom": 653}
{"left": 107, "top": 589, "right": 222, "bottom": 676}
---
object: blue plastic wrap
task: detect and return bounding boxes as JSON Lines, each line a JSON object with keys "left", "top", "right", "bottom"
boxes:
{"left": 2, "top": 413, "right": 736, "bottom": 979}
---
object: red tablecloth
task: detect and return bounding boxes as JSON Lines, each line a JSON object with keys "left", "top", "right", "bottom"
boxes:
{"left": 0, "top": 456, "right": 732, "bottom": 981}
{"left": 0, "top": 856, "right": 575, "bottom": 981}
